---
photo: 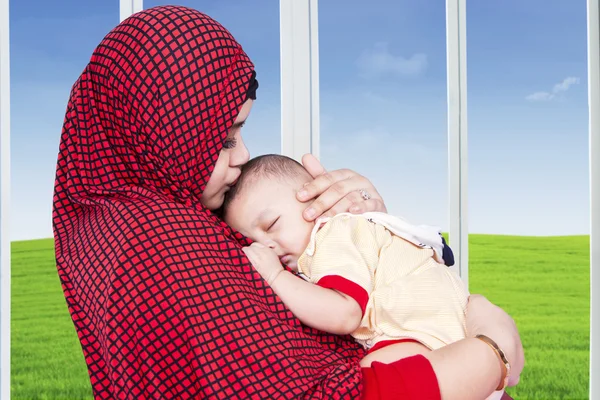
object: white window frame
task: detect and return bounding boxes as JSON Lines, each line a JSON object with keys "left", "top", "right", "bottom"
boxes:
{"left": 588, "top": 0, "right": 599, "bottom": 397}
{"left": 279, "top": 0, "right": 320, "bottom": 161}
{"left": 0, "top": 0, "right": 10, "bottom": 397}
{"left": 120, "top": 0, "right": 143, "bottom": 22}
{"left": 446, "top": 0, "right": 469, "bottom": 285}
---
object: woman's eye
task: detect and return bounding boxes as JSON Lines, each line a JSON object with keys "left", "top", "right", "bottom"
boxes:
{"left": 223, "top": 138, "right": 237, "bottom": 149}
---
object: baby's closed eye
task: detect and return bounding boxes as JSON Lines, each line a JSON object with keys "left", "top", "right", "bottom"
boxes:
{"left": 267, "top": 217, "right": 280, "bottom": 231}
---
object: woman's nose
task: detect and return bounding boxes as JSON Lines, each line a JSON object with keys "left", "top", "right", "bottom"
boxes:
{"left": 230, "top": 138, "right": 250, "bottom": 167}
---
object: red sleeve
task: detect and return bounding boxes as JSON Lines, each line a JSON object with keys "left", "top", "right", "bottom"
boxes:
{"left": 317, "top": 275, "right": 369, "bottom": 315}
{"left": 361, "top": 355, "right": 441, "bottom": 400}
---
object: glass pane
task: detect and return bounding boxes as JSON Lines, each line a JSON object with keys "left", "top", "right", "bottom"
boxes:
{"left": 467, "top": 1, "right": 589, "bottom": 398}
{"left": 319, "top": 1, "right": 449, "bottom": 227}
{"left": 11, "top": 1, "right": 118, "bottom": 241}
{"left": 10, "top": 2, "right": 119, "bottom": 399}
{"left": 144, "top": 0, "right": 282, "bottom": 158}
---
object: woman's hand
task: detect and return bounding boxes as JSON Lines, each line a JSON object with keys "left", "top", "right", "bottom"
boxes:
{"left": 298, "top": 153, "right": 387, "bottom": 221}
{"left": 422, "top": 294, "right": 524, "bottom": 400}
{"left": 466, "top": 294, "right": 525, "bottom": 387}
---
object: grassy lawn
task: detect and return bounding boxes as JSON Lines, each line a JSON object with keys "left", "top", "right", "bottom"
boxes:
{"left": 12, "top": 239, "right": 92, "bottom": 400}
{"left": 11, "top": 235, "right": 590, "bottom": 399}
{"left": 468, "top": 235, "right": 590, "bottom": 399}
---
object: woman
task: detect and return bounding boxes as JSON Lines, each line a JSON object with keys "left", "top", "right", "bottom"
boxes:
{"left": 52, "top": 6, "right": 523, "bottom": 399}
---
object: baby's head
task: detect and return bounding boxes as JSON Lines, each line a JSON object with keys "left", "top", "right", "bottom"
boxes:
{"left": 223, "top": 154, "right": 315, "bottom": 270}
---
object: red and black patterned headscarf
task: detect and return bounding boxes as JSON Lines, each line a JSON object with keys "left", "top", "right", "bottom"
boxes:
{"left": 52, "top": 6, "right": 364, "bottom": 399}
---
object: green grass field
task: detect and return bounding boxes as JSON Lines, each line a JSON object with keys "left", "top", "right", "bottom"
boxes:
{"left": 11, "top": 235, "right": 590, "bottom": 399}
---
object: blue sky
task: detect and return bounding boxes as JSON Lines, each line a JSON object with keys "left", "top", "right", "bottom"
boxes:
{"left": 9, "top": 0, "right": 590, "bottom": 240}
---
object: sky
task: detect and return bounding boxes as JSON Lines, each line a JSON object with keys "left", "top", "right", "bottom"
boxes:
{"left": 9, "top": 0, "right": 590, "bottom": 241}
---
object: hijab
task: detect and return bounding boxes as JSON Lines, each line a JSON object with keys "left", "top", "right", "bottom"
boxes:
{"left": 52, "top": 6, "right": 364, "bottom": 398}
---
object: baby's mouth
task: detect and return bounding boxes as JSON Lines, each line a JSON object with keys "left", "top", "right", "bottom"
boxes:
{"left": 279, "top": 255, "right": 291, "bottom": 265}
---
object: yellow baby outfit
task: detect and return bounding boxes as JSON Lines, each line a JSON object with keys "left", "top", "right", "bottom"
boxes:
{"left": 297, "top": 212, "right": 469, "bottom": 351}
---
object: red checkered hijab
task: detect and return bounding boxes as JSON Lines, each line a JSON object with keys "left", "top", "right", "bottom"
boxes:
{"left": 52, "top": 6, "right": 364, "bottom": 399}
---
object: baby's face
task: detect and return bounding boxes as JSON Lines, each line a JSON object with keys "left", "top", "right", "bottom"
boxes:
{"left": 225, "top": 175, "right": 314, "bottom": 271}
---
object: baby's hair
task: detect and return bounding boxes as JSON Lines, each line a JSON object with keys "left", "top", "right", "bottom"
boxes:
{"left": 223, "top": 154, "right": 311, "bottom": 216}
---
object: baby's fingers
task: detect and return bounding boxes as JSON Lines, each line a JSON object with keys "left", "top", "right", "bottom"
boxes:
{"left": 241, "top": 247, "right": 259, "bottom": 266}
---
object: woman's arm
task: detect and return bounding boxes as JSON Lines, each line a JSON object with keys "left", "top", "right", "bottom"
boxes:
{"left": 362, "top": 294, "right": 524, "bottom": 400}
{"left": 270, "top": 270, "right": 362, "bottom": 335}
{"left": 424, "top": 337, "right": 505, "bottom": 399}
{"left": 361, "top": 340, "right": 501, "bottom": 400}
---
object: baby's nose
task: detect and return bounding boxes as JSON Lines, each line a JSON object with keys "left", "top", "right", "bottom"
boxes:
{"left": 266, "top": 242, "right": 284, "bottom": 256}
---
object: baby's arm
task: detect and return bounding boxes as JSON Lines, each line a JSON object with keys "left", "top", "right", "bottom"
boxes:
{"left": 242, "top": 242, "right": 363, "bottom": 335}
{"left": 270, "top": 270, "right": 362, "bottom": 335}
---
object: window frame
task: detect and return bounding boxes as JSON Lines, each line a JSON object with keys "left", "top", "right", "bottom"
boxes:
{"left": 120, "top": 0, "right": 143, "bottom": 21}
{"left": 587, "top": 0, "right": 599, "bottom": 397}
{"left": 279, "top": 0, "right": 320, "bottom": 161}
{"left": 0, "top": 0, "right": 10, "bottom": 396}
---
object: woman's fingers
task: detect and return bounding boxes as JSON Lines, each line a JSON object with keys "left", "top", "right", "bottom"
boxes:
{"left": 319, "top": 191, "right": 386, "bottom": 218}
{"left": 508, "top": 326, "right": 525, "bottom": 388}
{"left": 297, "top": 171, "right": 386, "bottom": 221}
{"left": 348, "top": 197, "right": 388, "bottom": 214}
{"left": 320, "top": 197, "right": 355, "bottom": 219}
{"left": 298, "top": 153, "right": 387, "bottom": 220}
{"left": 297, "top": 169, "right": 356, "bottom": 201}
{"left": 301, "top": 153, "right": 327, "bottom": 178}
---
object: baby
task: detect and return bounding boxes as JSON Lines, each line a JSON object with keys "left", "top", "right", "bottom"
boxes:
{"left": 224, "top": 154, "right": 503, "bottom": 399}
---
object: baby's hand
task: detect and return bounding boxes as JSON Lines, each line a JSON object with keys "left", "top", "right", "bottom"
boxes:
{"left": 242, "top": 243, "right": 284, "bottom": 285}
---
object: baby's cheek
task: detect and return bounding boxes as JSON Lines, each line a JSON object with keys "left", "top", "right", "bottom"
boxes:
{"left": 297, "top": 224, "right": 313, "bottom": 252}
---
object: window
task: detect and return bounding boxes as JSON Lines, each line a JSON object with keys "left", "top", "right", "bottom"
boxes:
{"left": 467, "top": 1, "right": 590, "bottom": 398}
{"left": 318, "top": 1, "right": 450, "bottom": 233}
{"left": 10, "top": 0, "right": 120, "bottom": 241}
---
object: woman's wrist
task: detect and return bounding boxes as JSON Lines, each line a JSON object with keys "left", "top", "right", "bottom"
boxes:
{"left": 465, "top": 295, "right": 523, "bottom": 388}
{"left": 474, "top": 335, "right": 511, "bottom": 391}
{"left": 468, "top": 335, "right": 507, "bottom": 391}
{"left": 471, "top": 327, "right": 517, "bottom": 372}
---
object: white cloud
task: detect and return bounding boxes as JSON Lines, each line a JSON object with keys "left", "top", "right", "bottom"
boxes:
{"left": 526, "top": 91, "right": 555, "bottom": 101}
{"left": 553, "top": 76, "right": 580, "bottom": 93}
{"left": 357, "top": 42, "right": 427, "bottom": 78}
{"left": 526, "top": 76, "right": 580, "bottom": 102}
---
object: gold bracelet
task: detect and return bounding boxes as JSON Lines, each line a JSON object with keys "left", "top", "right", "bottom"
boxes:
{"left": 475, "top": 334, "right": 511, "bottom": 391}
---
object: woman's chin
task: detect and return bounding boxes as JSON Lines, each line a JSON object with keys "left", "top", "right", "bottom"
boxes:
{"left": 201, "top": 192, "right": 226, "bottom": 211}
